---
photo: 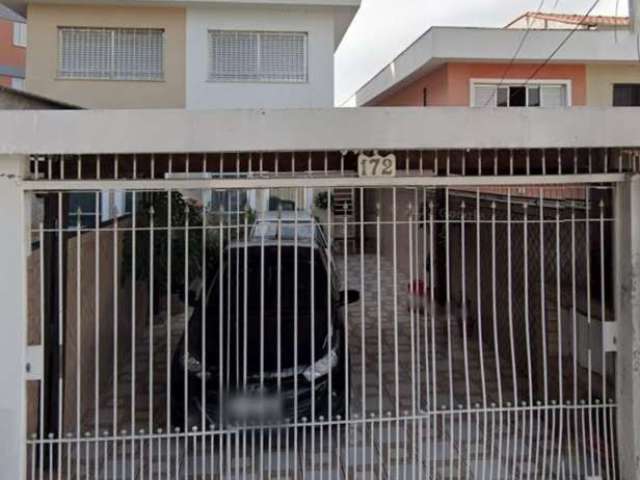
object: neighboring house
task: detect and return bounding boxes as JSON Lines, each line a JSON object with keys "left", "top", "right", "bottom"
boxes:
{"left": 6, "top": 0, "right": 359, "bottom": 109}
{"left": 350, "top": 13, "right": 640, "bottom": 108}
{"left": 0, "top": 4, "right": 26, "bottom": 90}
{"left": 506, "top": 11, "right": 631, "bottom": 30}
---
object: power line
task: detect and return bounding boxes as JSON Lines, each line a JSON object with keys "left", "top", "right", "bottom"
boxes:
{"left": 482, "top": 0, "right": 547, "bottom": 107}
{"left": 518, "top": 0, "right": 601, "bottom": 89}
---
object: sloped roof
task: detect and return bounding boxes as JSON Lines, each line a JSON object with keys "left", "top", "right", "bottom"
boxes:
{"left": 0, "top": 3, "right": 24, "bottom": 22}
{"left": 506, "top": 11, "right": 630, "bottom": 28}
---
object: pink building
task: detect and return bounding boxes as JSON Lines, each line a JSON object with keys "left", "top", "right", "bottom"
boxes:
{"left": 0, "top": 5, "right": 25, "bottom": 89}
{"left": 350, "top": 13, "right": 640, "bottom": 108}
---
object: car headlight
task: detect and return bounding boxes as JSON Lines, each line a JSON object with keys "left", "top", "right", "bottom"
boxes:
{"left": 302, "top": 348, "right": 339, "bottom": 382}
{"left": 180, "top": 349, "right": 211, "bottom": 379}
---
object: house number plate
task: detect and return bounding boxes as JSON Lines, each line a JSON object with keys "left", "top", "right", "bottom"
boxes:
{"left": 358, "top": 152, "right": 396, "bottom": 178}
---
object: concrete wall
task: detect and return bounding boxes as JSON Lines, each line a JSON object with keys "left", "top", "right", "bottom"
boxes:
{"left": 186, "top": 4, "right": 335, "bottom": 109}
{"left": 25, "top": 4, "right": 186, "bottom": 109}
{"left": 586, "top": 63, "right": 640, "bottom": 106}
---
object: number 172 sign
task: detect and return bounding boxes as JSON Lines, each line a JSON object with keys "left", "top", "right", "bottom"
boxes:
{"left": 357, "top": 152, "right": 396, "bottom": 178}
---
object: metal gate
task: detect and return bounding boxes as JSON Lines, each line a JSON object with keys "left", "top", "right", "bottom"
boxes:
{"left": 23, "top": 149, "right": 631, "bottom": 479}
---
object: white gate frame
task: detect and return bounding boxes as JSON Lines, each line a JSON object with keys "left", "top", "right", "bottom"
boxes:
{"left": 0, "top": 154, "right": 30, "bottom": 480}
{"left": 615, "top": 174, "right": 640, "bottom": 480}
{"left": 1, "top": 106, "right": 640, "bottom": 479}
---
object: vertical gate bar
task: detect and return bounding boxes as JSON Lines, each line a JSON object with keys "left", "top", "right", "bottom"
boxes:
{"left": 600, "top": 200, "right": 613, "bottom": 480}
{"left": 376, "top": 201, "right": 383, "bottom": 480}
{"left": 200, "top": 194, "right": 207, "bottom": 479}
{"left": 474, "top": 190, "right": 488, "bottom": 480}
{"left": 217, "top": 208, "right": 224, "bottom": 479}
{"left": 38, "top": 224, "right": 45, "bottom": 480}
{"left": 554, "top": 199, "right": 565, "bottom": 478}
{"left": 148, "top": 206, "right": 154, "bottom": 480}
{"left": 520, "top": 203, "right": 534, "bottom": 478}
{"left": 392, "top": 186, "right": 401, "bottom": 480}
{"left": 242, "top": 205, "right": 248, "bottom": 477}
{"left": 131, "top": 191, "right": 137, "bottom": 480}
{"left": 444, "top": 188, "right": 454, "bottom": 477}
{"left": 112, "top": 204, "right": 119, "bottom": 480}
{"left": 342, "top": 210, "right": 349, "bottom": 478}
{"left": 586, "top": 194, "right": 602, "bottom": 477}
{"left": 460, "top": 201, "right": 472, "bottom": 479}
{"left": 421, "top": 188, "right": 430, "bottom": 479}
{"left": 183, "top": 203, "right": 189, "bottom": 480}
{"left": 506, "top": 190, "right": 519, "bottom": 480}
{"left": 292, "top": 192, "right": 298, "bottom": 480}
{"left": 358, "top": 187, "right": 366, "bottom": 479}
{"left": 490, "top": 201, "right": 503, "bottom": 479}
{"left": 76, "top": 209, "right": 82, "bottom": 480}
{"left": 94, "top": 192, "right": 101, "bottom": 480}
{"left": 326, "top": 185, "right": 334, "bottom": 477}
{"left": 408, "top": 201, "right": 418, "bottom": 478}
{"left": 165, "top": 190, "right": 172, "bottom": 479}
{"left": 537, "top": 189, "right": 549, "bottom": 478}
{"left": 428, "top": 200, "right": 437, "bottom": 480}
{"left": 305, "top": 209, "right": 314, "bottom": 478}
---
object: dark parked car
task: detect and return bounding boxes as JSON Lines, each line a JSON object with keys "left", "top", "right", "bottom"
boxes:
{"left": 171, "top": 238, "right": 358, "bottom": 429}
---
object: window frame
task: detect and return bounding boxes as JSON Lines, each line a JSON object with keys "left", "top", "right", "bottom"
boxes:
{"left": 10, "top": 77, "right": 25, "bottom": 90}
{"left": 12, "top": 22, "right": 26, "bottom": 48}
{"left": 612, "top": 83, "right": 640, "bottom": 107}
{"left": 57, "top": 26, "right": 166, "bottom": 82}
{"left": 469, "top": 79, "right": 572, "bottom": 108}
{"left": 207, "top": 30, "right": 309, "bottom": 84}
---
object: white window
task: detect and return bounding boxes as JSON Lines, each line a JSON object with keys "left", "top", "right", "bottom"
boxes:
{"left": 58, "top": 27, "right": 164, "bottom": 81}
{"left": 11, "top": 77, "right": 24, "bottom": 90}
{"left": 472, "top": 82, "right": 569, "bottom": 108}
{"left": 12, "top": 22, "right": 26, "bottom": 47}
{"left": 208, "top": 30, "right": 307, "bottom": 83}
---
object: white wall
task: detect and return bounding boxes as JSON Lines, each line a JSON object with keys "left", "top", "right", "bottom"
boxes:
{"left": 186, "top": 4, "right": 335, "bottom": 109}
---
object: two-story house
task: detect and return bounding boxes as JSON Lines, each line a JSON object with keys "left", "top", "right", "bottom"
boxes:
{"left": 350, "top": 12, "right": 640, "bottom": 108}
{"left": 7, "top": 0, "right": 359, "bottom": 109}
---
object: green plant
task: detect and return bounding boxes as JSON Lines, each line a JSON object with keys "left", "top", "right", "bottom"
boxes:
{"left": 315, "top": 191, "right": 333, "bottom": 210}
{"left": 122, "top": 192, "right": 256, "bottom": 309}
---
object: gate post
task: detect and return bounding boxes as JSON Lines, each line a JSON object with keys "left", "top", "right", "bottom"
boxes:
{"left": 615, "top": 174, "right": 640, "bottom": 480}
{"left": 0, "top": 155, "right": 30, "bottom": 479}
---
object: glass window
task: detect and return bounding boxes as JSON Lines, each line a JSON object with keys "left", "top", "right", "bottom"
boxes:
{"left": 528, "top": 86, "right": 541, "bottom": 107}
{"left": 58, "top": 27, "right": 164, "bottom": 80}
{"left": 472, "top": 85, "right": 496, "bottom": 107}
{"left": 613, "top": 84, "right": 640, "bottom": 106}
{"left": 12, "top": 22, "right": 26, "bottom": 47}
{"left": 497, "top": 86, "right": 509, "bottom": 107}
{"left": 509, "top": 86, "right": 526, "bottom": 107}
{"left": 10, "top": 77, "right": 24, "bottom": 90}
{"left": 209, "top": 30, "right": 307, "bottom": 83}
{"left": 473, "top": 82, "right": 568, "bottom": 108}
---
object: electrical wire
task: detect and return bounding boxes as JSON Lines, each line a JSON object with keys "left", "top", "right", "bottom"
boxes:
{"left": 518, "top": 0, "right": 601, "bottom": 89}
{"left": 482, "top": 0, "right": 547, "bottom": 106}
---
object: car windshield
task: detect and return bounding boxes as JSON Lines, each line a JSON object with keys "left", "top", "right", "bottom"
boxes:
{"left": 224, "top": 245, "right": 329, "bottom": 314}
{"left": 252, "top": 222, "right": 317, "bottom": 242}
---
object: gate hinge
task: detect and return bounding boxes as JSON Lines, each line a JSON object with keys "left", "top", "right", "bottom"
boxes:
{"left": 25, "top": 345, "right": 43, "bottom": 381}
{"left": 603, "top": 322, "right": 619, "bottom": 353}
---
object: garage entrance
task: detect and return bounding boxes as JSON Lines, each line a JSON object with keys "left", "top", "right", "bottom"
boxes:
{"left": 23, "top": 149, "right": 626, "bottom": 479}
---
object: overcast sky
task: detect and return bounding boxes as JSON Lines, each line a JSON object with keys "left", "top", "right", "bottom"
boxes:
{"left": 335, "top": 0, "right": 630, "bottom": 104}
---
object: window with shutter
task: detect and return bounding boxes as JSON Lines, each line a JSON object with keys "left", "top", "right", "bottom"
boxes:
{"left": 58, "top": 27, "right": 164, "bottom": 81}
{"left": 472, "top": 82, "right": 569, "bottom": 108}
{"left": 209, "top": 30, "right": 307, "bottom": 83}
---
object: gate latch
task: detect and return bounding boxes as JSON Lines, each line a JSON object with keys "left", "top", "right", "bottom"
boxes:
{"left": 25, "top": 345, "right": 43, "bottom": 381}
{"left": 603, "top": 322, "right": 618, "bottom": 353}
